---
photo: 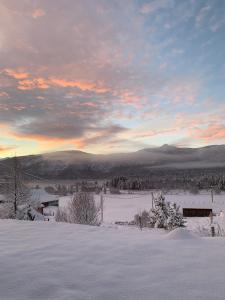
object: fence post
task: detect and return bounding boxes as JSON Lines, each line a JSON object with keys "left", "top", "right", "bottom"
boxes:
{"left": 211, "top": 225, "right": 215, "bottom": 237}
{"left": 209, "top": 211, "right": 215, "bottom": 237}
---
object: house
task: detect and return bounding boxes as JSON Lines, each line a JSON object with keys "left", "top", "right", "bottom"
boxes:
{"left": 31, "top": 188, "right": 60, "bottom": 219}
{"left": 41, "top": 199, "right": 59, "bottom": 207}
{"left": 40, "top": 199, "right": 59, "bottom": 221}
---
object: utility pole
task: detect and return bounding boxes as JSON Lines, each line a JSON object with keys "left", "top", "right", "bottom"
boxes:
{"left": 210, "top": 186, "right": 215, "bottom": 237}
{"left": 100, "top": 192, "right": 104, "bottom": 223}
{"left": 10, "top": 156, "right": 26, "bottom": 218}
{"left": 151, "top": 192, "right": 154, "bottom": 209}
{"left": 13, "top": 156, "right": 19, "bottom": 217}
{"left": 211, "top": 188, "right": 214, "bottom": 203}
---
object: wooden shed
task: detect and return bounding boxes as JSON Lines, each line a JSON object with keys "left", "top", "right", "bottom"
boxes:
{"left": 183, "top": 208, "right": 212, "bottom": 217}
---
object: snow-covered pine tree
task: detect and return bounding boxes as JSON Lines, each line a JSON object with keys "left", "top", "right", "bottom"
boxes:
{"left": 166, "top": 203, "right": 185, "bottom": 229}
{"left": 149, "top": 194, "right": 168, "bottom": 228}
{"left": 149, "top": 193, "right": 184, "bottom": 229}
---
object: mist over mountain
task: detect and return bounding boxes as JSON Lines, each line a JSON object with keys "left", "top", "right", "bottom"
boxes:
{"left": 1, "top": 145, "right": 225, "bottom": 179}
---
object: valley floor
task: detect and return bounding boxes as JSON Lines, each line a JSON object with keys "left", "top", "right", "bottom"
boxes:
{"left": 0, "top": 220, "right": 225, "bottom": 300}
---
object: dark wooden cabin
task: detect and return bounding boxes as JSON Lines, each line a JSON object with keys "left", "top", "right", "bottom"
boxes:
{"left": 183, "top": 208, "right": 212, "bottom": 217}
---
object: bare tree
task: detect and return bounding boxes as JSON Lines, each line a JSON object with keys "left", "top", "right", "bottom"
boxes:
{"left": 68, "top": 192, "right": 100, "bottom": 225}
{"left": 1, "top": 157, "right": 31, "bottom": 219}
{"left": 55, "top": 208, "right": 69, "bottom": 222}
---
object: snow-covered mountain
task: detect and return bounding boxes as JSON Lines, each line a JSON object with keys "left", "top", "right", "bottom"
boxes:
{"left": 1, "top": 145, "right": 225, "bottom": 178}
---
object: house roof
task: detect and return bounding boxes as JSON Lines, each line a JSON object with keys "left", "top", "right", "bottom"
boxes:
{"left": 31, "top": 188, "right": 59, "bottom": 204}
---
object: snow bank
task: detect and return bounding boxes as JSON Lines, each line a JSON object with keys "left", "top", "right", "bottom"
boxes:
{"left": 165, "top": 227, "right": 199, "bottom": 240}
{"left": 0, "top": 220, "right": 225, "bottom": 300}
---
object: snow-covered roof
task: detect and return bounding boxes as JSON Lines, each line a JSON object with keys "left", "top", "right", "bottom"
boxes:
{"left": 31, "top": 189, "right": 59, "bottom": 204}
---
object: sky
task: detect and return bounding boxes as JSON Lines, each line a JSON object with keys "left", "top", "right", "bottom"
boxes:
{"left": 0, "top": 0, "right": 225, "bottom": 157}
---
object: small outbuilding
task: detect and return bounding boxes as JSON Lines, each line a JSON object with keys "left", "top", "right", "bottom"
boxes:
{"left": 183, "top": 208, "right": 212, "bottom": 217}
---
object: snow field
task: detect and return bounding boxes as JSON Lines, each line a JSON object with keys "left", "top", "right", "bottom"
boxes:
{"left": 95, "top": 192, "right": 225, "bottom": 223}
{"left": 0, "top": 220, "right": 225, "bottom": 300}
{"left": 58, "top": 192, "right": 225, "bottom": 223}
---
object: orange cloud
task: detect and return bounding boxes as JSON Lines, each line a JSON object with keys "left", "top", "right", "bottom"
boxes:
{"left": 0, "top": 123, "right": 9, "bottom": 130}
{"left": 4, "top": 68, "right": 29, "bottom": 80}
{"left": 32, "top": 9, "right": 46, "bottom": 19}
{"left": 12, "top": 74, "right": 108, "bottom": 93}
{"left": 3, "top": 67, "right": 109, "bottom": 93}
{"left": 0, "top": 121, "right": 87, "bottom": 156}
{"left": 50, "top": 78, "right": 95, "bottom": 89}
{"left": 12, "top": 131, "right": 85, "bottom": 149}
{"left": 49, "top": 78, "right": 108, "bottom": 93}
{"left": 18, "top": 78, "right": 49, "bottom": 90}
{"left": 0, "top": 145, "right": 17, "bottom": 154}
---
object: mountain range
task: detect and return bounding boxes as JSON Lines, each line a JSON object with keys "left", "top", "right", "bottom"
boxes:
{"left": 1, "top": 144, "right": 225, "bottom": 179}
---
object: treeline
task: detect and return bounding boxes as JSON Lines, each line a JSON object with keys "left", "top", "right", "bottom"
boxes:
{"left": 109, "top": 168, "right": 225, "bottom": 192}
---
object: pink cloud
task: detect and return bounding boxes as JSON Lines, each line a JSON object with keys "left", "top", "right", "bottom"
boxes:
{"left": 157, "top": 79, "right": 200, "bottom": 104}
{"left": 49, "top": 78, "right": 109, "bottom": 93}
{"left": 189, "top": 124, "right": 225, "bottom": 142}
{"left": 134, "top": 127, "right": 178, "bottom": 139}
{"left": 6, "top": 71, "right": 109, "bottom": 94}
{"left": 0, "top": 91, "right": 9, "bottom": 98}
{"left": 32, "top": 9, "right": 46, "bottom": 19}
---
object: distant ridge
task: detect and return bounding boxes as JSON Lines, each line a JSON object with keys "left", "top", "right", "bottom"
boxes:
{"left": 1, "top": 145, "right": 225, "bottom": 179}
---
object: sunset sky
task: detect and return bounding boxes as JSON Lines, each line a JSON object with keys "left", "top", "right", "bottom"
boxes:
{"left": 0, "top": 0, "right": 225, "bottom": 157}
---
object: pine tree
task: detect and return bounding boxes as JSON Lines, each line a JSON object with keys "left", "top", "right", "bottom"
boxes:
{"left": 149, "top": 194, "right": 168, "bottom": 228}
{"left": 149, "top": 194, "right": 184, "bottom": 229}
{"left": 167, "top": 203, "right": 184, "bottom": 229}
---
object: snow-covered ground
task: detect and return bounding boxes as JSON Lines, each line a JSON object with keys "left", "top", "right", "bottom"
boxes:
{"left": 0, "top": 220, "right": 225, "bottom": 300}
{"left": 58, "top": 192, "right": 225, "bottom": 224}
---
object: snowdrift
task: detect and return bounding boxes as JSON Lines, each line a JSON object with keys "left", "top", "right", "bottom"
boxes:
{"left": 165, "top": 227, "right": 200, "bottom": 240}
